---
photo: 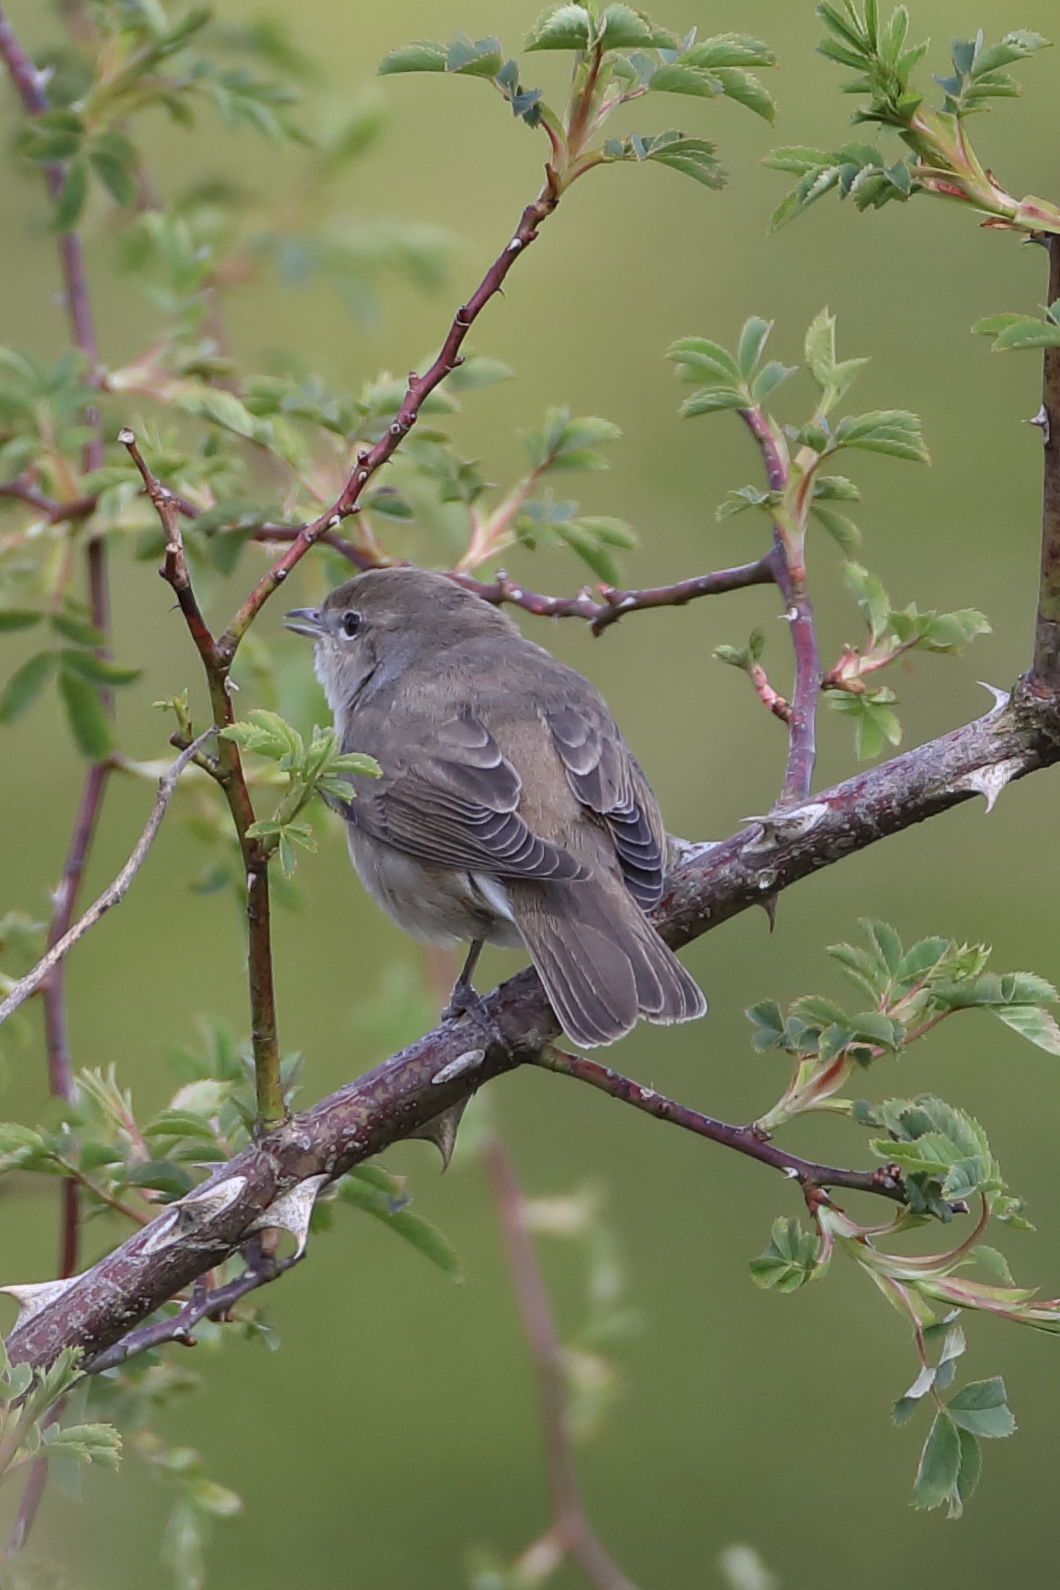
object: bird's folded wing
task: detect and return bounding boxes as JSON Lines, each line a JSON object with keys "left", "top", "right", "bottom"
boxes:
{"left": 349, "top": 711, "right": 588, "bottom": 881}
{"left": 546, "top": 705, "right": 665, "bottom": 909}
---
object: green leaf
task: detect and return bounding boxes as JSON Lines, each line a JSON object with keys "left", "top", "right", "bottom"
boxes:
{"left": 597, "top": 5, "right": 673, "bottom": 51}
{"left": 954, "top": 1427, "right": 982, "bottom": 1513}
{"left": 686, "top": 33, "right": 776, "bottom": 69}
{"left": 446, "top": 33, "right": 504, "bottom": 77}
{"left": 971, "top": 311, "right": 1029, "bottom": 337}
{"left": 992, "top": 318, "right": 1060, "bottom": 352}
{"left": 89, "top": 130, "right": 139, "bottom": 206}
{"left": 710, "top": 67, "right": 775, "bottom": 122}
{"left": 843, "top": 562, "right": 890, "bottom": 642}
{"left": 338, "top": 1174, "right": 462, "bottom": 1280}
{"left": 0, "top": 610, "right": 41, "bottom": 632}
{"left": 377, "top": 41, "right": 447, "bottom": 74}
{"left": 835, "top": 409, "right": 929, "bottom": 462}
{"left": 751, "top": 360, "right": 796, "bottom": 404}
{"left": 52, "top": 161, "right": 88, "bottom": 233}
{"left": 811, "top": 505, "right": 861, "bottom": 553}
{"left": 749, "top": 1216, "right": 822, "bottom": 1290}
{"left": 736, "top": 317, "right": 772, "bottom": 380}
{"left": 647, "top": 63, "right": 720, "bottom": 98}
{"left": 669, "top": 336, "right": 743, "bottom": 386}
{"left": 57, "top": 666, "right": 113, "bottom": 759}
{"left": 50, "top": 614, "right": 106, "bottom": 646}
{"left": 913, "top": 1412, "right": 962, "bottom": 1510}
{"left": 644, "top": 135, "right": 724, "bottom": 188}
{"left": 0, "top": 651, "right": 56, "bottom": 723}
{"left": 948, "top": 1378, "right": 1016, "bottom": 1439}
{"left": 525, "top": 5, "right": 593, "bottom": 50}
{"left": 745, "top": 999, "right": 785, "bottom": 1050}
{"left": 58, "top": 651, "right": 140, "bottom": 686}
{"left": 993, "top": 1002, "right": 1060, "bottom": 1055}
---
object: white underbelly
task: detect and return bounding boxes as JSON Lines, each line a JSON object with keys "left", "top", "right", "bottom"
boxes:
{"left": 346, "top": 828, "right": 524, "bottom": 949}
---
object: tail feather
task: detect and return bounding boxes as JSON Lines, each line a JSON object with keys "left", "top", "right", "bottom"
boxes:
{"left": 508, "top": 880, "right": 706, "bottom": 1049}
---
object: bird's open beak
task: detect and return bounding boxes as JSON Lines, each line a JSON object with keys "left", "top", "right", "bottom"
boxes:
{"left": 283, "top": 607, "right": 326, "bottom": 639}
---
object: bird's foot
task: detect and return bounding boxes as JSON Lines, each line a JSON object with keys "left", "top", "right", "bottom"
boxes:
{"left": 443, "top": 981, "right": 510, "bottom": 1056}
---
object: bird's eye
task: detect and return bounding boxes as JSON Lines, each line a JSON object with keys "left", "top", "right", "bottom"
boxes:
{"left": 341, "top": 610, "right": 363, "bottom": 638}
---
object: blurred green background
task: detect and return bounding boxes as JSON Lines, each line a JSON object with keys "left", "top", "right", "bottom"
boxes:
{"left": 2, "top": 0, "right": 1060, "bottom": 1585}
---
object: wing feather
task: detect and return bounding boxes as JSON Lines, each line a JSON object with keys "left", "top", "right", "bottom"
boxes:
{"left": 546, "top": 706, "right": 666, "bottom": 909}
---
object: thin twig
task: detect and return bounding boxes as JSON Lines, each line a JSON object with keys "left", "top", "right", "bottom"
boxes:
{"left": 460, "top": 557, "right": 777, "bottom": 635}
{"left": 248, "top": 523, "right": 777, "bottom": 633}
{"left": 85, "top": 1252, "right": 301, "bottom": 1373}
{"left": 120, "top": 428, "right": 219, "bottom": 672}
{"left": 482, "top": 1135, "right": 639, "bottom": 1590}
{"left": 216, "top": 171, "right": 563, "bottom": 660}
{"left": 122, "top": 437, "right": 285, "bottom": 1129}
{"left": 0, "top": 733, "right": 213, "bottom": 1028}
{"left": 737, "top": 407, "right": 821, "bottom": 804}
{"left": 535, "top": 1049, "right": 905, "bottom": 1202}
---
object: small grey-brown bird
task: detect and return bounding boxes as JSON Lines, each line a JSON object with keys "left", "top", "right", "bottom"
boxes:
{"left": 285, "top": 567, "right": 705, "bottom": 1049}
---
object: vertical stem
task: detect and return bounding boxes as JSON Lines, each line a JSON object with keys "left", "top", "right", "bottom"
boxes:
{"left": 1031, "top": 235, "right": 1060, "bottom": 692}
{"left": 482, "top": 1135, "right": 638, "bottom": 1590}
{"left": 739, "top": 407, "right": 821, "bottom": 803}
{"left": 207, "top": 673, "right": 283, "bottom": 1130}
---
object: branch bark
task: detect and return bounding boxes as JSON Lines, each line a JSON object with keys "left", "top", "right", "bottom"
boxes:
{"left": 6, "top": 682, "right": 1058, "bottom": 1372}
{"left": 1032, "top": 233, "right": 1060, "bottom": 691}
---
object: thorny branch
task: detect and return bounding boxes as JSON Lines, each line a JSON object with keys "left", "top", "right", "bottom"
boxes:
{"left": 5, "top": 676, "right": 1059, "bottom": 1374}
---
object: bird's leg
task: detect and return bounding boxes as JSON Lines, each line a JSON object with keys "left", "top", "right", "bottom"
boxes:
{"left": 442, "top": 939, "right": 509, "bottom": 1054}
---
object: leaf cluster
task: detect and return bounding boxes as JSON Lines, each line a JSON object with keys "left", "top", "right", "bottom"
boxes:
{"left": 221, "top": 710, "right": 380, "bottom": 875}
{"left": 0, "top": 1341, "right": 120, "bottom": 1490}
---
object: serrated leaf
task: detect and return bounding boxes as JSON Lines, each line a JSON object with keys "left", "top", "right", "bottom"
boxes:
{"left": 686, "top": 33, "right": 776, "bottom": 69}
{"left": 525, "top": 4, "right": 593, "bottom": 51}
{"left": 711, "top": 66, "right": 775, "bottom": 122}
{"left": 948, "top": 1378, "right": 1016, "bottom": 1439}
{"left": 597, "top": 5, "right": 670, "bottom": 51}
{"left": 751, "top": 360, "right": 795, "bottom": 404}
{"left": 835, "top": 409, "right": 929, "bottom": 462}
{"left": 446, "top": 33, "right": 503, "bottom": 77}
{"left": 669, "top": 336, "right": 743, "bottom": 386}
{"left": 993, "top": 1003, "right": 1060, "bottom": 1055}
{"left": 992, "top": 319, "right": 1060, "bottom": 352}
{"left": 647, "top": 63, "right": 720, "bottom": 98}
{"left": 645, "top": 135, "right": 724, "bottom": 188}
{"left": 736, "top": 316, "right": 772, "bottom": 380}
{"left": 913, "top": 1412, "right": 962, "bottom": 1510}
{"left": 377, "top": 41, "right": 447, "bottom": 74}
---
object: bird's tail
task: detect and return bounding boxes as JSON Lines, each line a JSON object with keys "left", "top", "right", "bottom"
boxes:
{"left": 507, "top": 879, "right": 706, "bottom": 1050}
